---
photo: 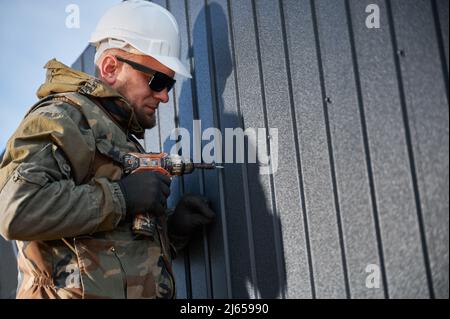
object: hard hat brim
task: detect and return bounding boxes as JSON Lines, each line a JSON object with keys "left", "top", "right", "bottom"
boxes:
{"left": 152, "top": 55, "right": 192, "bottom": 79}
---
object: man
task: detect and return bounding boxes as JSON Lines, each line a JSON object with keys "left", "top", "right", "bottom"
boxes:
{"left": 0, "top": 1, "right": 214, "bottom": 299}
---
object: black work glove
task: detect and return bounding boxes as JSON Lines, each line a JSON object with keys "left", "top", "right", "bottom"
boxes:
{"left": 117, "top": 171, "right": 171, "bottom": 218}
{"left": 168, "top": 194, "right": 215, "bottom": 238}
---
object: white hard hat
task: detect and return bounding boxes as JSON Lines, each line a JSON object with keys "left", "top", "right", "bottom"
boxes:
{"left": 90, "top": 0, "right": 191, "bottom": 78}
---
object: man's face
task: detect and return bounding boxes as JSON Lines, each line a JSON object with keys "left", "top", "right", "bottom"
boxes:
{"left": 114, "top": 54, "right": 175, "bottom": 129}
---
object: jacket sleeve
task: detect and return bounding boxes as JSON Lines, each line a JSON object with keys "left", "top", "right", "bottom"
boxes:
{"left": 0, "top": 103, "right": 126, "bottom": 241}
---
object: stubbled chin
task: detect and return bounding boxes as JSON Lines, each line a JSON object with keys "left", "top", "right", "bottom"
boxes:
{"left": 138, "top": 115, "right": 156, "bottom": 129}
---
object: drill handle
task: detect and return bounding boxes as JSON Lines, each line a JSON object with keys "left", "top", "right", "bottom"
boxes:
{"left": 123, "top": 152, "right": 173, "bottom": 176}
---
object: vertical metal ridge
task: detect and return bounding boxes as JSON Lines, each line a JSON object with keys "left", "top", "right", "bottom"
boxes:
{"left": 156, "top": 31, "right": 163, "bottom": 152}
{"left": 179, "top": 162, "right": 193, "bottom": 298}
{"left": 167, "top": 0, "right": 175, "bottom": 129}
{"left": 202, "top": 210, "right": 213, "bottom": 298}
{"left": 190, "top": 0, "right": 212, "bottom": 299}
{"left": 168, "top": 0, "right": 179, "bottom": 134}
{"left": 215, "top": 168, "right": 232, "bottom": 298}
{"left": 183, "top": 0, "right": 195, "bottom": 298}
{"left": 198, "top": 166, "right": 213, "bottom": 298}
{"left": 172, "top": 86, "right": 179, "bottom": 128}
{"left": 344, "top": 0, "right": 388, "bottom": 299}
{"left": 204, "top": 0, "right": 222, "bottom": 132}
{"left": 251, "top": 0, "right": 284, "bottom": 299}
{"left": 227, "top": 0, "right": 258, "bottom": 299}
{"left": 241, "top": 139, "right": 259, "bottom": 297}
{"left": 185, "top": 0, "right": 200, "bottom": 121}
{"left": 204, "top": 0, "right": 232, "bottom": 299}
{"left": 305, "top": 0, "right": 320, "bottom": 299}
{"left": 431, "top": 0, "right": 449, "bottom": 104}
{"left": 167, "top": 0, "right": 187, "bottom": 298}
{"left": 189, "top": 1, "right": 213, "bottom": 298}
{"left": 202, "top": 1, "right": 220, "bottom": 176}
{"left": 385, "top": 0, "right": 434, "bottom": 299}
{"left": 267, "top": 1, "right": 288, "bottom": 298}
{"left": 183, "top": 247, "right": 193, "bottom": 299}
{"left": 310, "top": 0, "right": 349, "bottom": 298}
{"left": 278, "top": 0, "right": 314, "bottom": 299}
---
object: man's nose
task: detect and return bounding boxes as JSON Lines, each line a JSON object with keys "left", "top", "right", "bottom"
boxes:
{"left": 152, "top": 88, "right": 170, "bottom": 103}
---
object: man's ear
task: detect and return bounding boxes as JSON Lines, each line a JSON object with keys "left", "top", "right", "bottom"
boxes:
{"left": 98, "top": 55, "right": 120, "bottom": 85}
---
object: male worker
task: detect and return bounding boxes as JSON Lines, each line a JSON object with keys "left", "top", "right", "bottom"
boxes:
{"left": 0, "top": 0, "right": 214, "bottom": 299}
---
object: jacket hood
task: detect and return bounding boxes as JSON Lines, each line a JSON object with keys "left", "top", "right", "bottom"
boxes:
{"left": 36, "top": 59, "right": 144, "bottom": 137}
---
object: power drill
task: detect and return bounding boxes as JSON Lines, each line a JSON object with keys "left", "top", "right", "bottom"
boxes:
{"left": 122, "top": 152, "right": 221, "bottom": 239}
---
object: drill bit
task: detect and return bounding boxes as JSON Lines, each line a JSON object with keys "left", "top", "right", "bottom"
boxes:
{"left": 194, "top": 163, "right": 224, "bottom": 169}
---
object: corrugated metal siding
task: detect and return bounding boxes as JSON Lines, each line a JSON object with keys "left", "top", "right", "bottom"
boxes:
{"left": 73, "top": 0, "right": 448, "bottom": 299}
{"left": 0, "top": 0, "right": 446, "bottom": 301}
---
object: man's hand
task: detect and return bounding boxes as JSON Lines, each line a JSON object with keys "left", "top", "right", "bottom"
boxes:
{"left": 168, "top": 194, "right": 215, "bottom": 238}
{"left": 117, "top": 171, "right": 171, "bottom": 218}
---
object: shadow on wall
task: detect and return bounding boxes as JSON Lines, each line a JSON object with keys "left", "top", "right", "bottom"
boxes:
{"left": 168, "top": 3, "right": 287, "bottom": 298}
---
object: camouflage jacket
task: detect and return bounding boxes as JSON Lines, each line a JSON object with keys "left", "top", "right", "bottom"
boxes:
{"left": 0, "top": 59, "right": 180, "bottom": 299}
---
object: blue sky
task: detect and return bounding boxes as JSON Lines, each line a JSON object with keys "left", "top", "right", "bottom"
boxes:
{"left": 0, "top": 0, "right": 120, "bottom": 151}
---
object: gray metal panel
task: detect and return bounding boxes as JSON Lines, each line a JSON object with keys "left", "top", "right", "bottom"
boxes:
{"left": 253, "top": 0, "right": 310, "bottom": 299}
{"left": 349, "top": 0, "right": 428, "bottom": 298}
{"left": 228, "top": 0, "right": 285, "bottom": 299}
{"left": 178, "top": 0, "right": 211, "bottom": 299}
{"left": 206, "top": 0, "right": 238, "bottom": 299}
{"left": 163, "top": 0, "right": 191, "bottom": 299}
{"left": 314, "top": 0, "right": 378, "bottom": 298}
{"left": 389, "top": 0, "right": 449, "bottom": 299}
{"left": 214, "top": 0, "right": 261, "bottom": 299}
{"left": 72, "top": 55, "right": 82, "bottom": 71}
{"left": 167, "top": 0, "right": 446, "bottom": 299}
{"left": 282, "top": 0, "right": 336, "bottom": 299}
{"left": 435, "top": 0, "right": 448, "bottom": 77}
{"left": 204, "top": 0, "right": 256, "bottom": 299}
{"left": 81, "top": 45, "right": 96, "bottom": 76}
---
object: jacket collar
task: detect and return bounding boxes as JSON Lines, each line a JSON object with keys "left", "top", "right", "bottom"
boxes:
{"left": 36, "top": 59, "right": 144, "bottom": 138}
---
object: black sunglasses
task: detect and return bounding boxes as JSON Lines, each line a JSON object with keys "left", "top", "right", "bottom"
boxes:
{"left": 115, "top": 56, "right": 176, "bottom": 93}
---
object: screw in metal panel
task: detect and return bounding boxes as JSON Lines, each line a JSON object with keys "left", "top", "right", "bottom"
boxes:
{"left": 397, "top": 49, "right": 405, "bottom": 57}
